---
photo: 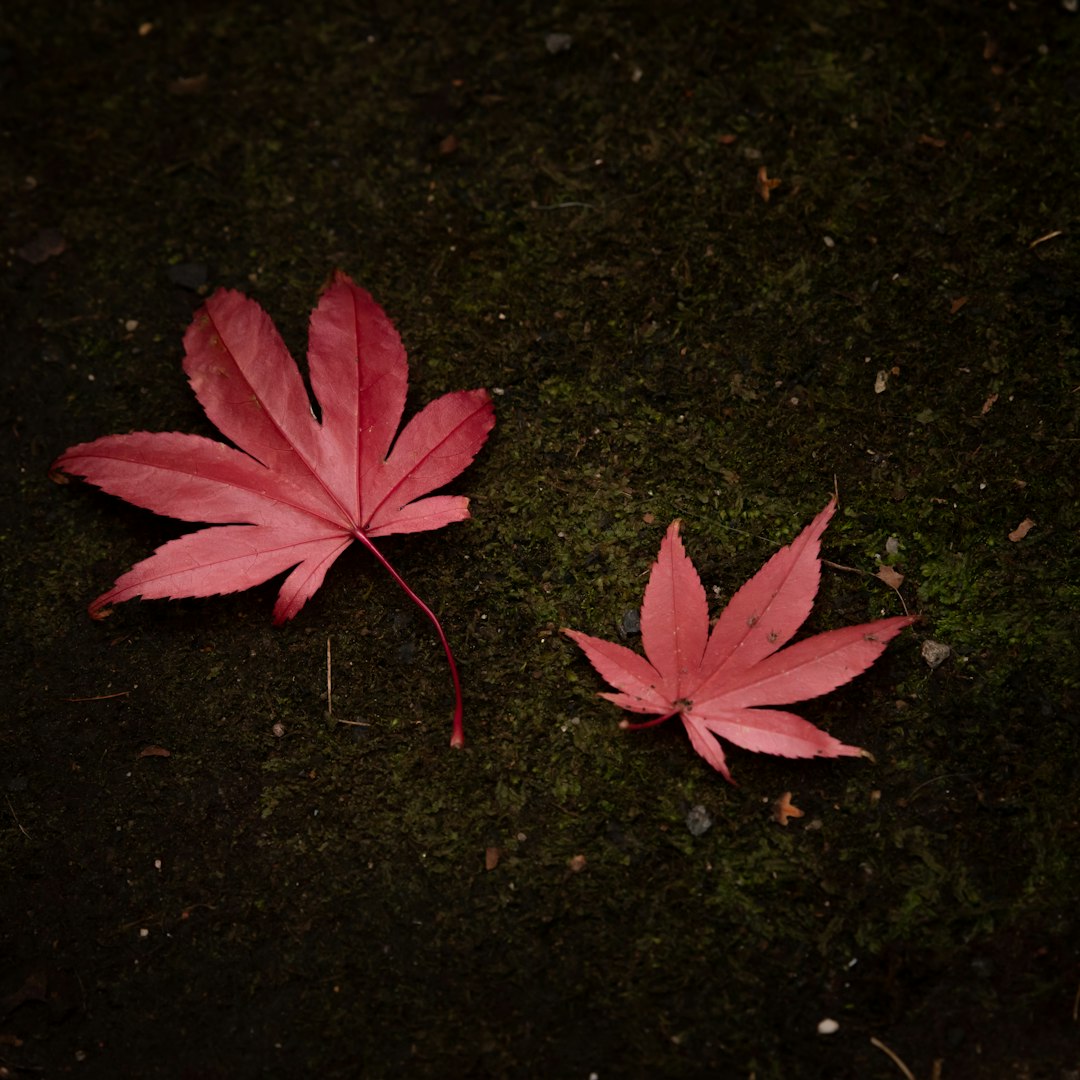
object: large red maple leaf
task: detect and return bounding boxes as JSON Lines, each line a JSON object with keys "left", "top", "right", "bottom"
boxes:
{"left": 53, "top": 271, "right": 495, "bottom": 747}
{"left": 563, "top": 500, "right": 915, "bottom": 782}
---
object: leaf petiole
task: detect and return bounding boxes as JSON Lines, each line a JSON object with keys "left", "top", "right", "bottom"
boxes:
{"left": 619, "top": 709, "right": 681, "bottom": 731}
{"left": 353, "top": 530, "right": 465, "bottom": 749}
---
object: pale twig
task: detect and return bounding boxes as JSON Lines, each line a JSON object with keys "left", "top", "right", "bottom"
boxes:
{"left": 6, "top": 794, "right": 31, "bottom": 839}
{"left": 62, "top": 690, "right": 130, "bottom": 702}
{"left": 870, "top": 1037, "right": 916, "bottom": 1080}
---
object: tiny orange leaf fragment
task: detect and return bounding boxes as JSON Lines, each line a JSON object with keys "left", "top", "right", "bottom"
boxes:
{"left": 755, "top": 165, "right": 781, "bottom": 202}
{"left": 1008, "top": 518, "right": 1035, "bottom": 542}
{"left": 773, "top": 791, "right": 804, "bottom": 826}
{"left": 567, "top": 854, "right": 587, "bottom": 872}
{"left": 138, "top": 745, "right": 171, "bottom": 758}
{"left": 484, "top": 846, "right": 500, "bottom": 871}
{"left": 949, "top": 296, "right": 969, "bottom": 315}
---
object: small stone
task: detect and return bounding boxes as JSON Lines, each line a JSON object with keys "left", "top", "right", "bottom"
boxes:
{"left": 817, "top": 1018, "right": 839, "bottom": 1035}
{"left": 545, "top": 32, "right": 573, "bottom": 53}
{"left": 685, "top": 805, "right": 713, "bottom": 836}
{"left": 921, "top": 640, "right": 951, "bottom": 668}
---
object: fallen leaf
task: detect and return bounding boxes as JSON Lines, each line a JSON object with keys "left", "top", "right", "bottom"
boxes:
{"left": 980, "top": 393, "right": 998, "bottom": 415}
{"left": 567, "top": 854, "right": 587, "bottom": 872}
{"left": 563, "top": 499, "right": 916, "bottom": 783}
{"left": 875, "top": 564, "right": 905, "bottom": 589}
{"left": 755, "top": 165, "right": 781, "bottom": 202}
{"left": 773, "top": 791, "right": 804, "bottom": 825}
{"left": 53, "top": 272, "right": 495, "bottom": 747}
{"left": 949, "top": 296, "right": 968, "bottom": 314}
{"left": 485, "top": 847, "right": 500, "bottom": 871}
{"left": 1008, "top": 517, "right": 1035, "bottom": 542}
{"left": 138, "top": 745, "right": 171, "bottom": 758}
{"left": 918, "top": 134, "right": 947, "bottom": 149}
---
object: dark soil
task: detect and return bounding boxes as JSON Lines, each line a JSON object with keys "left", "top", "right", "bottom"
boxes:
{"left": 2, "top": 2, "right": 1077, "bottom": 1077}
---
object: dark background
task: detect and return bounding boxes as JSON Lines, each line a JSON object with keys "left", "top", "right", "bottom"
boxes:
{"left": 2, "top": 2, "right": 1077, "bottom": 1077}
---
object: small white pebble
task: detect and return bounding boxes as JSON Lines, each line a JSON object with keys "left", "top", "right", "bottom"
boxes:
{"left": 817, "top": 1018, "right": 839, "bottom": 1035}
{"left": 921, "top": 640, "right": 951, "bottom": 669}
{"left": 272, "top": 722, "right": 286, "bottom": 738}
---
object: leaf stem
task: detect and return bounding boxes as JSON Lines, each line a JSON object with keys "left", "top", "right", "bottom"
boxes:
{"left": 620, "top": 709, "right": 681, "bottom": 731}
{"left": 353, "top": 531, "right": 465, "bottom": 748}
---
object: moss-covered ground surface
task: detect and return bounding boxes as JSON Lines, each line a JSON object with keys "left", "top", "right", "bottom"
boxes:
{"left": 2, "top": 2, "right": 1078, "bottom": 1077}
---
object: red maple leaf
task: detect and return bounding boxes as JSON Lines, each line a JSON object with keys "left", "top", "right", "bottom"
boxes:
{"left": 562, "top": 500, "right": 915, "bottom": 782}
{"left": 53, "top": 271, "right": 495, "bottom": 747}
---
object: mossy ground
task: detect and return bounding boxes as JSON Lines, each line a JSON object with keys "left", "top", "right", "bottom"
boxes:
{"left": 1, "top": 2, "right": 1077, "bottom": 1077}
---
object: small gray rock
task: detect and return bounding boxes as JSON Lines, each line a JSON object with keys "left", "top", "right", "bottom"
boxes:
{"left": 685, "top": 804, "right": 712, "bottom": 836}
{"left": 921, "top": 640, "right": 951, "bottom": 668}
{"left": 545, "top": 32, "right": 573, "bottom": 54}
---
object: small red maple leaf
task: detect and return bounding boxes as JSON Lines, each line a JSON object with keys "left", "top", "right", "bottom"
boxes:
{"left": 562, "top": 500, "right": 915, "bottom": 783}
{"left": 53, "top": 271, "right": 495, "bottom": 747}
